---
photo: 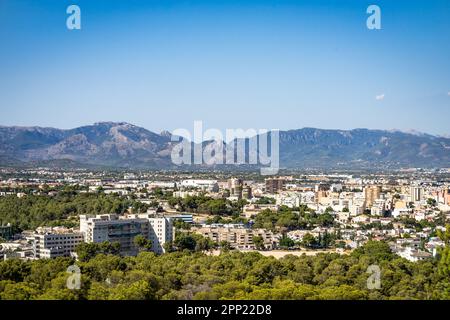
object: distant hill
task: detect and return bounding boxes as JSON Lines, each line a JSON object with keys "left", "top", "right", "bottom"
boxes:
{"left": 1, "top": 122, "right": 449, "bottom": 169}
{"left": 278, "top": 128, "right": 450, "bottom": 169}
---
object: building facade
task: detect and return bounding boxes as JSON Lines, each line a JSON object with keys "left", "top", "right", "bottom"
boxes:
{"left": 410, "top": 187, "right": 423, "bottom": 202}
{"left": 364, "top": 186, "right": 381, "bottom": 208}
{"left": 148, "top": 217, "right": 173, "bottom": 254}
{"left": 131, "top": 213, "right": 175, "bottom": 254}
{"left": 228, "top": 178, "right": 243, "bottom": 199}
{"left": 193, "top": 224, "right": 276, "bottom": 250}
{"left": 265, "top": 178, "right": 285, "bottom": 194}
{"left": 80, "top": 214, "right": 151, "bottom": 256}
{"left": 32, "top": 227, "right": 84, "bottom": 259}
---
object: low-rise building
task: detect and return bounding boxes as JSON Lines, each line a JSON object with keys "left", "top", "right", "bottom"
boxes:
{"left": 180, "top": 179, "right": 219, "bottom": 192}
{"left": 397, "top": 247, "right": 432, "bottom": 262}
{"left": 276, "top": 192, "right": 301, "bottom": 208}
{"left": 32, "top": 227, "right": 84, "bottom": 259}
{"left": 242, "top": 203, "right": 279, "bottom": 218}
{"left": 193, "top": 224, "right": 276, "bottom": 250}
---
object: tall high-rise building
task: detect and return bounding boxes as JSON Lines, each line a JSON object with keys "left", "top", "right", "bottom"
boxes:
{"left": 410, "top": 187, "right": 423, "bottom": 202}
{"left": 242, "top": 185, "right": 253, "bottom": 200}
{"left": 445, "top": 189, "right": 450, "bottom": 205}
{"left": 265, "top": 178, "right": 285, "bottom": 194}
{"left": 364, "top": 186, "right": 381, "bottom": 208}
{"left": 228, "top": 178, "right": 243, "bottom": 198}
{"left": 144, "top": 215, "right": 174, "bottom": 254}
{"left": 316, "top": 190, "right": 328, "bottom": 204}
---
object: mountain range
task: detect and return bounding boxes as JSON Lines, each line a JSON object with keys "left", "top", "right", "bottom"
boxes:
{"left": 1, "top": 122, "right": 449, "bottom": 170}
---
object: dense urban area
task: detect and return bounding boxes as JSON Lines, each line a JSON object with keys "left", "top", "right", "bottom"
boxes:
{"left": 1, "top": 167, "right": 450, "bottom": 300}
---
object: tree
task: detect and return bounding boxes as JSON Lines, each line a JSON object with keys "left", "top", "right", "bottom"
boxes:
{"left": 194, "top": 236, "right": 215, "bottom": 252}
{"left": 134, "top": 235, "right": 152, "bottom": 252}
{"left": 255, "top": 197, "right": 276, "bottom": 205}
{"left": 437, "top": 224, "right": 450, "bottom": 245}
{"left": 149, "top": 200, "right": 159, "bottom": 208}
{"left": 173, "top": 234, "right": 197, "bottom": 251}
{"left": 173, "top": 219, "right": 191, "bottom": 230}
{"left": 0, "top": 259, "right": 31, "bottom": 282}
{"left": 0, "top": 240, "right": 446, "bottom": 300}
{"left": 317, "top": 212, "right": 334, "bottom": 227}
{"left": 324, "top": 207, "right": 333, "bottom": 214}
{"left": 316, "top": 285, "right": 367, "bottom": 300}
{"left": 152, "top": 188, "right": 164, "bottom": 197}
{"left": 318, "top": 231, "right": 335, "bottom": 248}
{"left": 0, "top": 282, "right": 40, "bottom": 300}
{"left": 335, "top": 241, "right": 346, "bottom": 249}
{"left": 279, "top": 235, "right": 295, "bottom": 248}
{"left": 438, "top": 246, "right": 450, "bottom": 278}
{"left": 253, "top": 209, "right": 278, "bottom": 230}
{"left": 75, "top": 242, "right": 121, "bottom": 262}
{"left": 427, "top": 198, "right": 437, "bottom": 207}
{"left": 163, "top": 241, "right": 174, "bottom": 253}
{"left": 302, "top": 233, "right": 317, "bottom": 248}
{"left": 0, "top": 192, "right": 149, "bottom": 230}
{"left": 76, "top": 243, "right": 102, "bottom": 262}
{"left": 252, "top": 236, "right": 265, "bottom": 250}
{"left": 351, "top": 240, "right": 393, "bottom": 262}
{"left": 109, "top": 280, "right": 152, "bottom": 300}
{"left": 219, "top": 241, "right": 232, "bottom": 252}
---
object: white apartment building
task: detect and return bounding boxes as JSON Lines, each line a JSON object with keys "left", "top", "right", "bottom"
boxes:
{"left": 276, "top": 192, "right": 301, "bottom": 208}
{"left": 33, "top": 227, "right": 84, "bottom": 259}
{"left": 350, "top": 204, "right": 364, "bottom": 216}
{"left": 397, "top": 247, "right": 432, "bottom": 262}
{"left": 193, "top": 224, "right": 276, "bottom": 250}
{"left": 172, "top": 190, "right": 202, "bottom": 198}
{"left": 300, "top": 191, "right": 316, "bottom": 203}
{"left": 370, "top": 199, "right": 387, "bottom": 216}
{"left": 392, "top": 208, "right": 412, "bottom": 218}
{"left": 148, "top": 217, "right": 173, "bottom": 254}
{"left": 126, "top": 213, "right": 174, "bottom": 254}
{"left": 180, "top": 179, "right": 219, "bottom": 192}
{"left": 148, "top": 181, "right": 177, "bottom": 189}
{"left": 80, "top": 214, "right": 151, "bottom": 256}
{"left": 410, "top": 187, "right": 423, "bottom": 202}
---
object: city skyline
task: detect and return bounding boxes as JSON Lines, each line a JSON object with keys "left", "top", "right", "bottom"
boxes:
{"left": 0, "top": 0, "right": 449, "bottom": 135}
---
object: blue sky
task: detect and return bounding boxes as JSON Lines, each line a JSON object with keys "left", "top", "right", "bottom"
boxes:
{"left": 0, "top": 0, "right": 449, "bottom": 135}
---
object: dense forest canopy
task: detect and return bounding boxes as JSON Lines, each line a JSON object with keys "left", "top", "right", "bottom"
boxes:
{"left": 0, "top": 191, "right": 149, "bottom": 230}
{"left": 1, "top": 241, "right": 450, "bottom": 300}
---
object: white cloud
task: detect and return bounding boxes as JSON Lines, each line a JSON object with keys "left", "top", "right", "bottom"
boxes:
{"left": 447, "top": 91, "right": 450, "bottom": 96}
{"left": 375, "top": 94, "right": 385, "bottom": 101}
